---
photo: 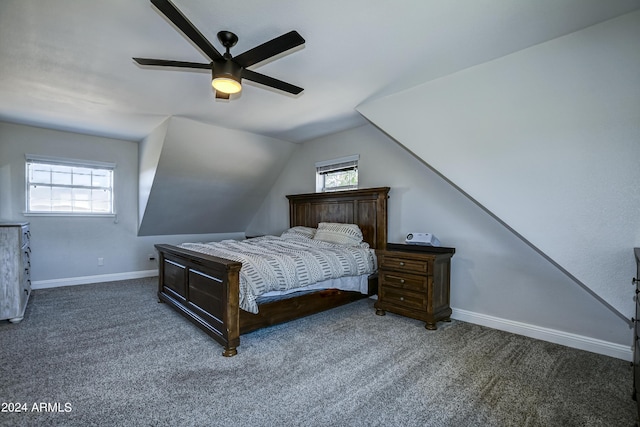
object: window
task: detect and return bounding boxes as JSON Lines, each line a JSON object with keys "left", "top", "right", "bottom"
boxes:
{"left": 315, "top": 154, "right": 359, "bottom": 192}
{"left": 25, "top": 155, "right": 115, "bottom": 215}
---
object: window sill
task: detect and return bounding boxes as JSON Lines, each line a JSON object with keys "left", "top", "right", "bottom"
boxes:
{"left": 23, "top": 212, "right": 116, "bottom": 218}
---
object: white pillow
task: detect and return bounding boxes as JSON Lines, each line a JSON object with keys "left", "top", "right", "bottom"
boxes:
{"left": 313, "top": 222, "right": 363, "bottom": 246}
{"left": 281, "top": 226, "right": 316, "bottom": 240}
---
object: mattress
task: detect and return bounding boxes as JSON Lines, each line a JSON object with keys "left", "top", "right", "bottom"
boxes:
{"left": 257, "top": 273, "right": 371, "bottom": 304}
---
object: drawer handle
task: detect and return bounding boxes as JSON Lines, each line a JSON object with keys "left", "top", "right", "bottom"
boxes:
{"left": 387, "top": 274, "right": 408, "bottom": 283}
{"left": 400, "top": 297, "right": 404, "bottom": 301}
{"left": 399, "top": 262, "right": 405, "bottom": 266}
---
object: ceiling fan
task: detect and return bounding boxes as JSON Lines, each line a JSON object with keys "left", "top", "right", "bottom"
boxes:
{"left": 134, "top": 0, "right": 305, "bottom": 99}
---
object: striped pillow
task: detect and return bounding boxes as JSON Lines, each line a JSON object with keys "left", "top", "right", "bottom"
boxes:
{"left": 313, "top": 222, "right": 363, "bottom": 246}
{"left": 281, "top": 226, "right": 316, "bottom": 240}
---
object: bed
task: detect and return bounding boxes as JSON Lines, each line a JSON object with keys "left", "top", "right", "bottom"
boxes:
{"left": 155, "top": 187, "right": 390, "bottom": 356}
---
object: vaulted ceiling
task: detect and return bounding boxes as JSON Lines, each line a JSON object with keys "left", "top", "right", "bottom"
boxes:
{"left": 1, "top": 0, "right": 638, "bottom": 143}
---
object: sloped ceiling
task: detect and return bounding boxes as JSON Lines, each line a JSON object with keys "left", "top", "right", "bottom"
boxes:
{"left": 0, "top": 0, "right": 638, "bottom": 143}
{"left": 357, "top": 11, "right": 640, "bottom": 319}
{"left": 138, "top": 116, "right": 295, "bottom": 236}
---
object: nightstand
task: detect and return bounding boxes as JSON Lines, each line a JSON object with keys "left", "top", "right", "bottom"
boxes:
{"left": 375, "top": 243, "right": 455, "bottom": 330}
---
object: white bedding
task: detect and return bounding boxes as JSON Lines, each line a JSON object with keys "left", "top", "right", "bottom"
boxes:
{"left": 180, "top": 234, "right": 377, "bottom": 314}
{"left": 259, "top": 273, "right": 370, "bottom": 300}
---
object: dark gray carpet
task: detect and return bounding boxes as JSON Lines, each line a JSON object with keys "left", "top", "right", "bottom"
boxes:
{"left": 0, "top": 278, "right": 636, "bottom": 426}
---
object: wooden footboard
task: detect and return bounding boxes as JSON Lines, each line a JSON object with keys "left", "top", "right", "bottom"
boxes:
{"left": 156, "top": 244, "right": 242, "bottom": 357}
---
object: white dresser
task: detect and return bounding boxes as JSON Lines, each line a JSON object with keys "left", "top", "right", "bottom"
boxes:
{"left": 0, "top": 222, "right": 31, "bottom": 323}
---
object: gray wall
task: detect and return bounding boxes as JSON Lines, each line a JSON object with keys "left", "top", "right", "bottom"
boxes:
{"left": 357, "top": 10, "right": 640, "bottom": 320}
{"left": 0, "top": 121, "right": 243, "bottom": 284}
{"left": 138, "top": 117, "right": 296, "bottom": 236}
{"left": 248, "top": 123, "right": 630, "bottom": 354}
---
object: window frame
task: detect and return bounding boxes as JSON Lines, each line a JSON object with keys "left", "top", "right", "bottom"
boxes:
{"left": 315, "top": 154, "right": 359, "bottom": 192}
{"left": 24, "top": 154, "right": 116, "bottom": 217}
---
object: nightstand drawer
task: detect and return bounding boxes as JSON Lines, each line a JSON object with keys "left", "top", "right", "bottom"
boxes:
{"left": 379, "top": 271, "right": 427, "bottom": 292}
{"left": 379, "top": 256, "right": 429, "bottom": 274}
{"left": 379, "top": 287, "right": 426, "bottom": 311}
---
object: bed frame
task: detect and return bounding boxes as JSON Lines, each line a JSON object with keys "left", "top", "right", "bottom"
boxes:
{"left": 155, "top": 187, "right": 390, "bottom": 356}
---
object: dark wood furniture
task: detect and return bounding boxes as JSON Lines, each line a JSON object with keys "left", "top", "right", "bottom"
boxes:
{"left": 155, "top": 187, "right": 390, "bottom": 356}
{"left": 633, "top": 247, "right": 640, "bottom": 419}
{"left": 375, "top": 243, "right": 454, "bottom": 330}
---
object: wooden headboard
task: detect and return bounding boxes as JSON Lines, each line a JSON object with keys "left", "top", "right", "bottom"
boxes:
{"left": 286, "top": 187, "right": 390, "bottom": 250}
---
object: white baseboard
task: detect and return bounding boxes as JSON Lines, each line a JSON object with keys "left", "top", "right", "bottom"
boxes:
{"left": 451, "top": 307, "right": 632, "bottom": 361}
{"left": 31, "top": 270, "right": 157, "bottom": 290}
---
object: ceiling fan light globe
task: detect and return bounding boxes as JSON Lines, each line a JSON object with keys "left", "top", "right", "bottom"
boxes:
{"left": 212, "top": 77, "right": 242, "bottom": 94}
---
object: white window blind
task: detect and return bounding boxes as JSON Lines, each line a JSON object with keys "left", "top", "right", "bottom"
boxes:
{"left": 315, "top": 154, "right": 359, "bottom": 192}
{"left": 25, "top": 155, "right": 115, "bottom": 215}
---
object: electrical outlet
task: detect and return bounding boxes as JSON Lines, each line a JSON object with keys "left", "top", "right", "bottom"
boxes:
{"left": 98, "top": 257, "right": 104, "bottom": 266}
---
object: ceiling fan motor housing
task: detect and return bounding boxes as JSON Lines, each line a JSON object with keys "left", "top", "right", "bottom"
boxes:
{"left": 213, "top": 58, "right": 242, "bottom": 85}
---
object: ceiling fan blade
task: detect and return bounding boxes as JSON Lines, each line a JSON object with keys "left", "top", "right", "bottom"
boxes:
{"left": 241, "top": 69, "right": 303, "bottom": 95}
{"left": 150, "top": 0, "right": 222, "bottom": 61}
{"left": 133, "top": 58, "right": 211, "bottom": 69}
{"left": 234, "top": 31, "right": 305, "bottom": 68}
{"left": 215, "top": 91, "right": 230, "bottom": 100}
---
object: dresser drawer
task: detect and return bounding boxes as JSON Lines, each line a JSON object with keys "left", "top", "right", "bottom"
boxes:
{"left": 22, "top": 248, "right": 31, "bottom": 269}
{"left": 379, "top": 286, "right": 426, "bottom": 311}
{"left": 379, "top": 270, "right": 427, "bottom": 292}
{"left": 379, "top": 255, "right": 429, "bottom": 274}
{"left": 21, "top": 226, "right": 30, "bottom": 248}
